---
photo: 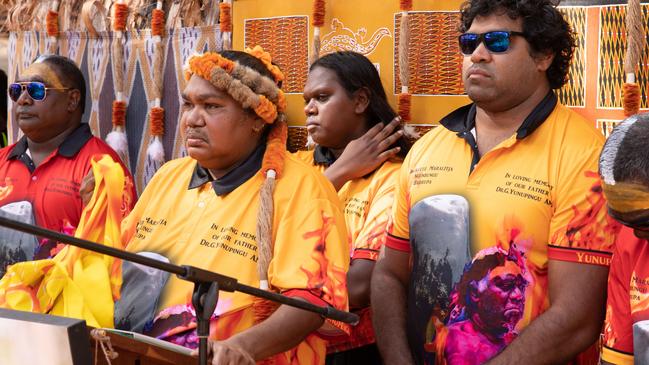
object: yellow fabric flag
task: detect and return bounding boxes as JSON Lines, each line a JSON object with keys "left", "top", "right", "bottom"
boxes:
{"left": 0, "top": 154, "right": 127, "bottom": 328}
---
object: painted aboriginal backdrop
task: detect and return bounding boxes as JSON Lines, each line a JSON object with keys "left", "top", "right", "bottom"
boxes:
{"left": 6, "top": 0, "right": 649, "bottom": 192}
{"left": 234, "top": 0, "right": 648, "bottom": 145}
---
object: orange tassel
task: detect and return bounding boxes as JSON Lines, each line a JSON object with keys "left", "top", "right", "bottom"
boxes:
{"left": 312, "top": 0, "right": 326, "bottom": 27}
{"left": 112, "top": 101, "right": 127, "bottom": 127}
{"left": 398, "top": 93, "right": 412, "bottom": 122}
{"left": 151, "top": 9, "right": 165, "bottom": 37}
{"left": 219, "top": 2, "right": 232, "bottom": 33}
{"left": 149, "top": 107, "right": 164, "bottom": 136}
{"left": 262, "top": 121, "right": 287, "bottom": 178}
{"left": 400, "top": 0, "right": 413, "bottom": 11}
{"left": 623, "top": 83, "right": 641, "bottom": 116}
{"left": 113, "top": 3, "right": 128, "bottom": 32}
{"left": 46, "top": 10, "right": 59, "bottom": 37}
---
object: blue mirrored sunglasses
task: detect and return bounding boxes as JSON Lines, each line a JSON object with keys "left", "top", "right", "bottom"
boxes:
{"left": 8, "top": 81, "right": 70, "bottom": 102}
{"left": 458, "top": 31, "right": 526, "bottom": 55}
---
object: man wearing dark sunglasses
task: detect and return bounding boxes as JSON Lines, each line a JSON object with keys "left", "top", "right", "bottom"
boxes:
{"left": 0, "top": 55, "right": 135, "bottom": 270}
{"left": 372, "top": 0, "right": 617, "bottom": 364}
{"left": 599, "top": 114, "right": 649, "bottom": 365}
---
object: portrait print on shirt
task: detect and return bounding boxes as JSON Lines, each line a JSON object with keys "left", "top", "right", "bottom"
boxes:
{"left": 407, "top": 194, "right": 532, "bottom": 365}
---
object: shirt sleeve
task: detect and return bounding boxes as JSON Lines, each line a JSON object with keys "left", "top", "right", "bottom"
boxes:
{"left": 547, "top": 145, "right": 618, "bottom": 265}
{"left": 602, "top": 227, "right": 635, "bottom": 365}
{"left": 268, "top": 179, "right": 349, "bottom": 313}
{"left": 268, "top": 177, "right": 350, "bottom": 336}
{"left": 386, "top": 153, "right": 412, "bottom": 252}
{"left": 352, "top": 165, "right": 399, "bottom": 261}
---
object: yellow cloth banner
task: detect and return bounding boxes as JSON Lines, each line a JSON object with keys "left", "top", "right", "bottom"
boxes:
{"left": 0, "top": 154, "right": 127, "bottom": 328}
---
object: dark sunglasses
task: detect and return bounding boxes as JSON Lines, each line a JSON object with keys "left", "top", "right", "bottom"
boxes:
{"left": 8, "top": 81, "right": 70, "bottom": 102}
{"left": 458, "top": 31, "right": 526, "bottom": 55}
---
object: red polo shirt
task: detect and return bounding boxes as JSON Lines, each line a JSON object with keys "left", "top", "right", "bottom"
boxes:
{"left": 0, "top": 123, "right": 136, "bottom": 258}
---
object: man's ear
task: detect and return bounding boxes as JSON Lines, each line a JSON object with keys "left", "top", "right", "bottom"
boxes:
{"left": 354, "top": 87, "right": 370, "bottom": 115}
{"left": 468, "top": 281, "right": 480, "bottom": 303}
{"left": 251, "top": 116, "right": 266, "bottom": 134}
{"left": 67, "top": 89, "right": 81, "bottom": 112}
{"left": 534, "top": 51, "right": 555, "bottom": 73}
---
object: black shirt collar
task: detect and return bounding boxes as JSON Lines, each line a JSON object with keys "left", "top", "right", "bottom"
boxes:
{"left": 188, "top": 142, "right": 266, "bottom": 196}
{"left": 313, "top": 145, "right": 337, "bottom": 167}
{"left": 313, "top": 144, "right": 378, "bottom": 179}
{"left": 8, "top": 123, "right": 92, "bottom": 159}
{"left": 7, "top": 123, "right": 92, "bottom": 172}
{"left": 440, "top": 90, "right": 558, "bottom": 139}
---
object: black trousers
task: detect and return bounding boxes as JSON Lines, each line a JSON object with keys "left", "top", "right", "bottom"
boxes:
{"left": 325, "top": 343, "right": 383, "bottom": 365}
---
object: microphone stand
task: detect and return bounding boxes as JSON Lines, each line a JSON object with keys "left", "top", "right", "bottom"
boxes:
{"left": 0, "top": 216, "right": 359, "bottom": 365}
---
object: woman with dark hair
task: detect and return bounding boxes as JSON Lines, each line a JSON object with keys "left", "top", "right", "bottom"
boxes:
{"left": 117, "top": 48, "right": 350, "bottom": 364}
{"left": 296, "top": 50, "right": 412, "bottom": 365}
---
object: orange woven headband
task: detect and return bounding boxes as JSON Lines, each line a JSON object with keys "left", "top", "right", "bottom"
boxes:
{"left": 185, "top": 52, "right": 287, "bottom": 124}
{"left": 244, "top": 45, "right": 285, "bottom": 84}
{"left": 603, "top": 182, "right": 649, "bottom": 213}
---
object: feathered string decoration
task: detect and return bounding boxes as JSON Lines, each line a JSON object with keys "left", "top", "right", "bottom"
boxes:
{"left": 144, "top": 2, "right": 167, "bottom": 186}
{"left": 46, "top": 1, "right": 60, "bottom": 54}
{"left": 220, "top": 0, "right": 233, "bottom": 50}
{"left": 106, "top": 1, "right": 131, "bottom": 170}
{"left": 311, "top": 0, "right": 326, "bottom": 65}
{"left": 398, "top": 0, "right": 413, "bottom": 123}
{"left": 252, "top": 119, "right": 287, "bottom": 349}
{"left": 623, "top": 0, "right": 643, "bottom": 116}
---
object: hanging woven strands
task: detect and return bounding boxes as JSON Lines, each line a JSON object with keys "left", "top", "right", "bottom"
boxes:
{"left": 106, "top": 1, "right": 131, "bottom": 170}
{"left": 220, "top": 0, "right": 233, "bottom": 50}
{"left": 143, "top": 1, "right": 166, "bottom": 186}
{"left": 622, "top": 0, "right": 643, "bottom": 116}
{"left": 45, "top": 1, "right": 60, "bottom": 54}
{"left": 398, "top": 0, "right": 413, "bottom": 123}
{"left": 311, "top": 0, "right": 326, "bottom": 65}
{"left": 305, "top": 0, "right": 326, "bottom": 149}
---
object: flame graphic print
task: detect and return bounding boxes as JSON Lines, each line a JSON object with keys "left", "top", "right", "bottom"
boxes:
{"left": 552, "top": 171, "right": 620, "bottom": 252}
{"left": 0, "top": 177, "right": 13, "bottom": 201}
{"left": 300, "top": 211, "right": 347, "bottom": 310}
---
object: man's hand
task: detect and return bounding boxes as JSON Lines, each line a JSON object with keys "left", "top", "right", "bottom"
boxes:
{"left": 325, "top": 117, "right": 403, "bottom": 190}
{"left": 79, "top": 169, "right": 95, "bottom": 206}
{"left": 189, "top": 303, "right": 323, "bottom": 364}
{"left": 191, "top": 339, "right": 256, "bottom": 365}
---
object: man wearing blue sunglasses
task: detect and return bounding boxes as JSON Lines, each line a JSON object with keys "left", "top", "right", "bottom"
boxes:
{"left": 372, "top": 0, "right": 617, "bottom": 364}
{"left": 0, "top": 55, "right": 135, "bottom": 272}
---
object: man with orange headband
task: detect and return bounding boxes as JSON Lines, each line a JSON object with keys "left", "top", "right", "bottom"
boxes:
{"left": 599, "top": 114, "right": 649, "bottom": 365}
{"left": 117, "top": 48, "right": 349, "bottom": 364}
{"left": 0, "top": 55, "right": 135, "bottom": 275}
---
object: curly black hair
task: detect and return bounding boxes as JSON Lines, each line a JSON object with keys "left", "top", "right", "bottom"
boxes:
{"left": 459, "top": 0, "right": 575, "bottom": 89}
